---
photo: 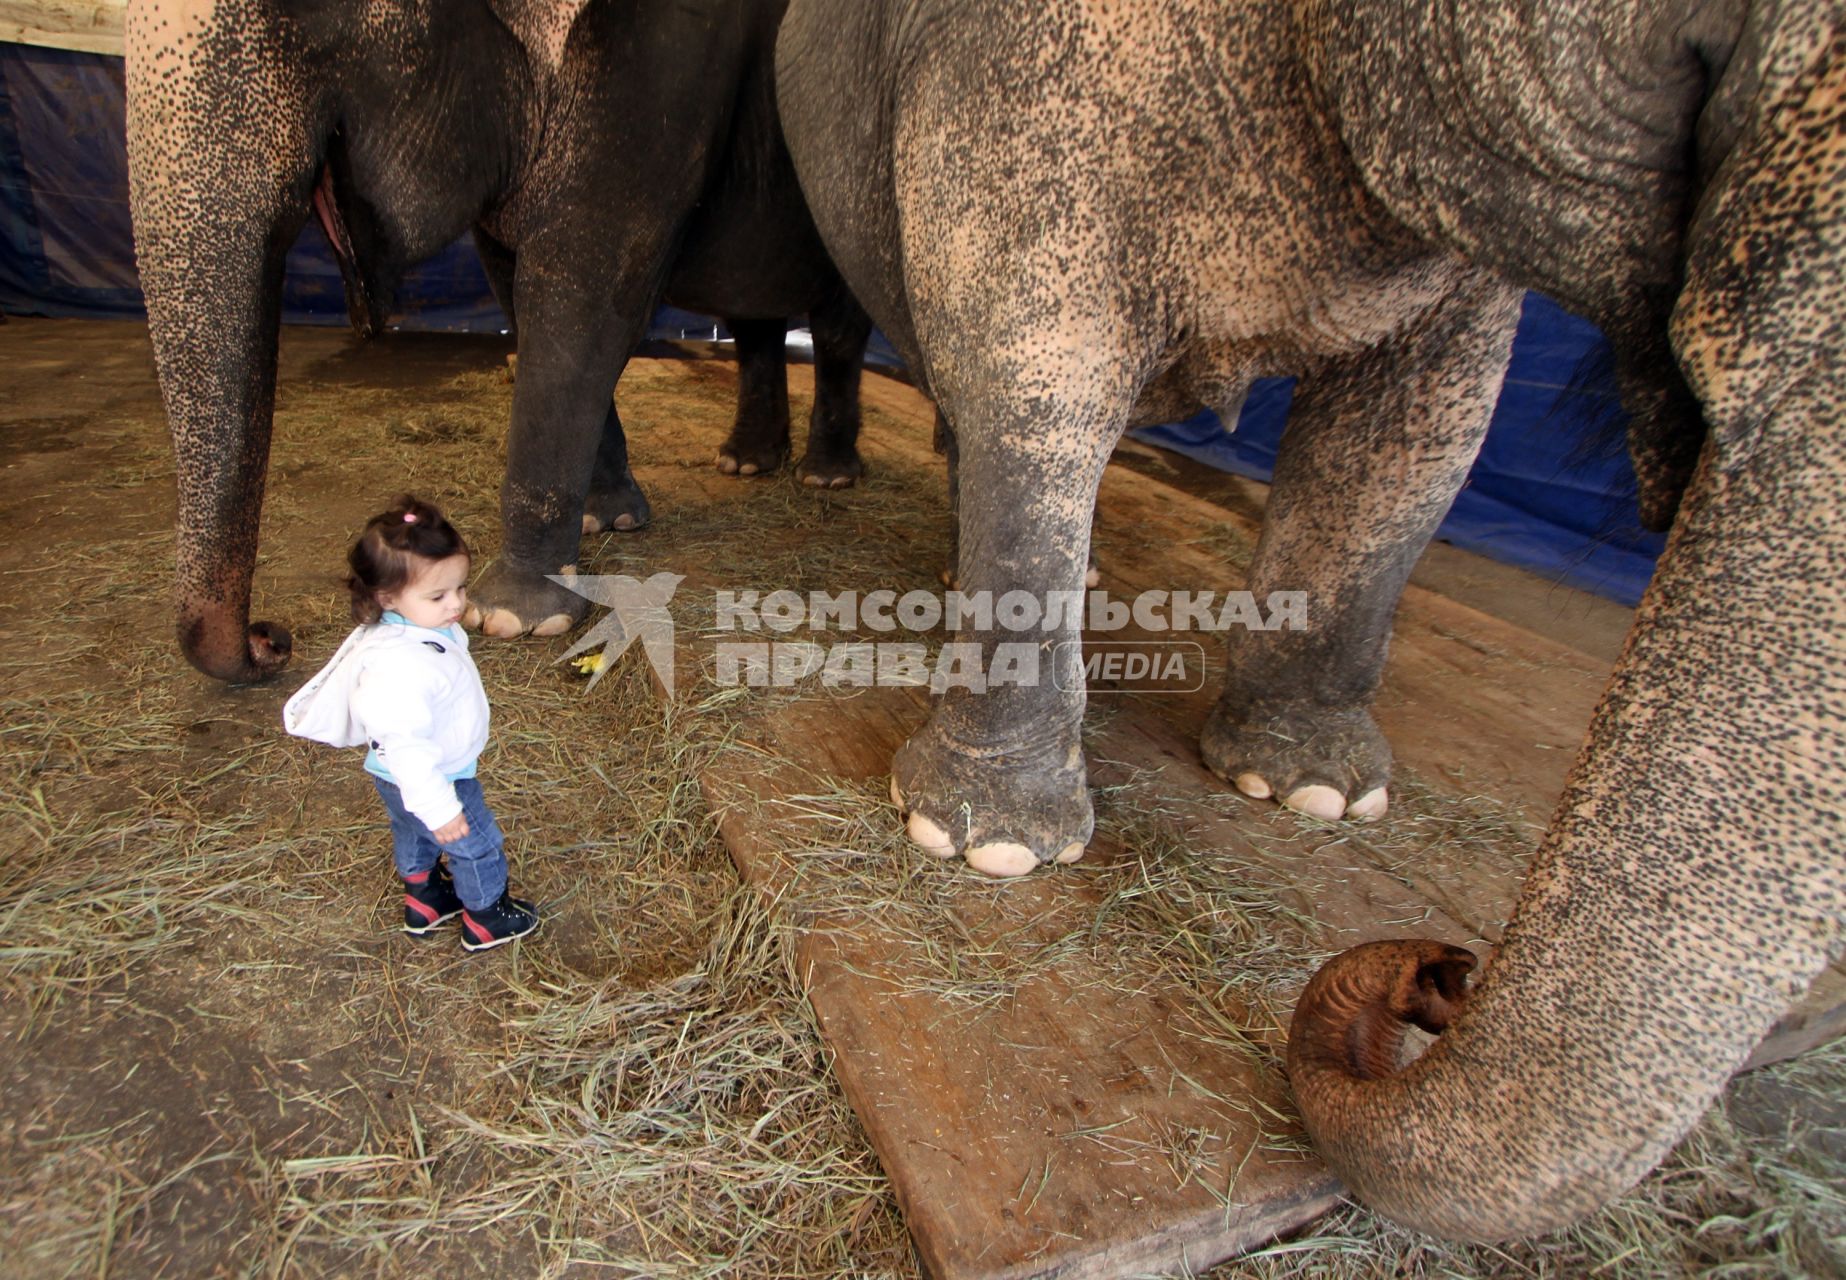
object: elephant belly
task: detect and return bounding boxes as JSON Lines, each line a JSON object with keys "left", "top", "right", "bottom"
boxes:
{"left": 666, "top": 205, "right": 841, "bottom": 320}
{"left": 1119, "top": 241, "right": 1483, "bottom": 433}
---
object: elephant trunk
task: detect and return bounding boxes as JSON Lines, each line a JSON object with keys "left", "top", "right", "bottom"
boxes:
{"left": 1289, "top": 820, "right": 1838, "bottom": 1240}
{"left": 141, "top": 204, "right": 299, "bottom": 683}
{"left": 1286, "top": 933, "right": 1707, "bottom": 1241}
{"left": 1288, "top": 388, "right": 1846, "bottom": 1240}
{"left": 170, "top": 394, "right": 292, "bottom": 682}
{"left": 127, "top": 0, "right": 317, "bottom": 680}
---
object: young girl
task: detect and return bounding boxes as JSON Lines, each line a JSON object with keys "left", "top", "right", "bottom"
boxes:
{"left": 285, "top": 496, "right": 539, "bottom": 951}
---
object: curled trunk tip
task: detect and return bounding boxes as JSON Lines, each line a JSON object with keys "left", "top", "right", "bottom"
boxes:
{"left": 179, "top": 612, "right": 293, "bottom": 682}
{"left": 1288, "top": 939, "right": 1477, "bottom": 1082}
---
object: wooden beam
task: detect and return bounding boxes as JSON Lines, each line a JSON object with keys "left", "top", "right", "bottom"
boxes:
{"left": 1, "top": 0, "right": 126, "bottom": 57}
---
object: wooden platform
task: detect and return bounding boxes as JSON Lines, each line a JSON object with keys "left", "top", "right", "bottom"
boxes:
{"left": 1, "top": 0, "right": 124, "bottom": 55}
{"left": 612, "top": 355, "right": 1845, "bottom": 1278}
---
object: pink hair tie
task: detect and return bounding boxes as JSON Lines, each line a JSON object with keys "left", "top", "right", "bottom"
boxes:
{"left": 403, "top": 512, "right": 418, "bottom": 523}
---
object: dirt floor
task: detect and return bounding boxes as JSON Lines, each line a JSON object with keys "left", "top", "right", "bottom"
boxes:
{"left": 0, "top": 316, "right": 1840, "bottom": 1278}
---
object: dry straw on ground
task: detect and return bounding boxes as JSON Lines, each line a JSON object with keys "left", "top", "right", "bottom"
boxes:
{"left": 1, "top": 332, "right": 1839, "bottom": 1277}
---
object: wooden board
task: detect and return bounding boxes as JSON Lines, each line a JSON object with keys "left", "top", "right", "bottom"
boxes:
{"left": 1, "top": 0, "right": 124, "bottom": 54}
{"left": 609, "top": 354, "right": 1844, "bottom": 1276}
{"left": 699, "top": 727, "right": 1347, "bottom": 1279}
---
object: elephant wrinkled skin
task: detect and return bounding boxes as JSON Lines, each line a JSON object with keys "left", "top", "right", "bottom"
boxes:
{"left": 128, "top": 0, "right": 870, "bottom": 677}
{"left": 777, "top": 0, "right": 1844, "bottom": 1240}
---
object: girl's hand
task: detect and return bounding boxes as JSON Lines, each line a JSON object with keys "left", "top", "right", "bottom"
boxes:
{"left": 431, "top": 812, "right": 470, "bottom": 844}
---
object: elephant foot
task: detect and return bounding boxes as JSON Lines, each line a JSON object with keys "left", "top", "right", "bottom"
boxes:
{"left": 795, "top": 446, "right": 865, "bottom": 490}
{"left": 461, "top": 560, "right": 588, "bottom": 639}
{"left": 715, "top": 434, "right": 790, "bottom": 478}
{"left": 582, "top": 478, "right": 653, "bottom": 534}
{"left": 1201, "top": 699, "right": 1391, "bottom": 821}
{"left": 888, "top": 725, "right": 1092, "bottom": 876}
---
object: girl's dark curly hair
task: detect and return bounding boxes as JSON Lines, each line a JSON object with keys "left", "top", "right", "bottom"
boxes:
{"left": 346, "top": 495, "right": 470, "bottom": 624}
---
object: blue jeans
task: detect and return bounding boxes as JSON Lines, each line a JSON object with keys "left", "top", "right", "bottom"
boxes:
{"left": 372, "top": 775, "right": 507, "bottom": 911}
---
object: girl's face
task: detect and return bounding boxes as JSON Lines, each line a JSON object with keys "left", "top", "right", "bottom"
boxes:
{"left": 379, "top": 553, "right": 470, "bottom": 630}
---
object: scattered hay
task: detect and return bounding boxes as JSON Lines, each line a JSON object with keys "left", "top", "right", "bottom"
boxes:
{"left": 1, "top": 332, "right": 1838, "bottom": 1279}
{"left": 0, "top": 347, "right": 918, "bottom": 1276}
{"left": 263, "top": 892, "right": 913, "bottom": 1278}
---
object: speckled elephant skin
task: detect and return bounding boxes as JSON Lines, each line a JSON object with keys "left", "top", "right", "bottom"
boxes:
{"left": 127, "top": 0, "right": 869, "bottom": 678}
{"left": 777, "top": 0, "right": 1844, "bottom": 1237}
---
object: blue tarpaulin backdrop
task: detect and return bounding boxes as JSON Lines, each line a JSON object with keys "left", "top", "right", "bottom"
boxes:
{"left": 1130, "top": 291, "right": 1667, "bottom": 604}
{"left": 1, "top": 41, "right": 1663, "bottom": 604}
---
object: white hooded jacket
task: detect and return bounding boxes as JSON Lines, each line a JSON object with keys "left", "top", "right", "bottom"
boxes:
{"left": 284, "top": 616, "right": 489, "bottom": 830}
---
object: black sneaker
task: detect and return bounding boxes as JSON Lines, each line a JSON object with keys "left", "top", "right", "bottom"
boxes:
{"left": 403, "top": 866, "right": 464, "bottom": 936}
{"left": 460, "top": 894, "right": 540, "bottom": 952}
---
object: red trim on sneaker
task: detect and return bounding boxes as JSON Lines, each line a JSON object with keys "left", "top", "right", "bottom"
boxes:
{"left": 464, "top": 913, "right": 493, "bottom": 944}
{"left": 404, "top": 870, "right": 431, "bottom": 884}
{"left": 406, "top": 895, "right": 440, "bottom": 923}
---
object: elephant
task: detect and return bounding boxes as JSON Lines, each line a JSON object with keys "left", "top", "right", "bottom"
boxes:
{"left": 776, "top": 0, "right": 1844, "bottom": 1242}
{"left": 127, "top": 0, "right": 871, "bottom": 678}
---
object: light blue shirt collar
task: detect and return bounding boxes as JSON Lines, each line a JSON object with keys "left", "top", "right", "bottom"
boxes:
{"left": 379, "top": 610, "right": 457, "bottom": 641}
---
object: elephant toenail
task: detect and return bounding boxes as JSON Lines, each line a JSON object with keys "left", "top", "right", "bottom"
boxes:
{"left": 906, "top": 810, "right": 957, "bottom": 858}
{"left": 1285, "top": 784, "right": 1347, "bottom": 821}
{"left": 965, "top": 842, "right": 1038, "bottom": 877}
{"left": 1234, "top": 772, "right": 1274, "bottom": 799}
{"left": 1346, "top": 788, "right": 1389, "bottom": 821}
{"left": 1054, "top": 842, "right": 1085, "bottom": 864}
{"left": 482, "top": 609, "right": 525, "bottom": 639}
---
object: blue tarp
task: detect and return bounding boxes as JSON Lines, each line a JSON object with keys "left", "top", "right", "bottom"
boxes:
{"left": 1133, "top": 294, "right": 1667, "bottom": 604}
{"left": 0, "top": 42, "right": 503, "bottom": 328}
{"left": 2, "top": 41, "right": 1661, "bottom": 603}
{"left": 0, "top": 39, "right": 909, "bottom": 359}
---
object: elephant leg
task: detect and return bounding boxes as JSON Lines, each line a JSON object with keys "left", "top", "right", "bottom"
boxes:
{"left": 934, "top": 406, "right": 959, "bottom": 586}
{"left": 714, "top": 316, "right": 793, "bottom": 476}
{"left": 479, "top": 226, "right": 652, "bottom": 536}
{"left": 472, "top": 225, "right": 519, "bottom": 337}
{"left": 468, "top": 257, "right": 660, "bottom": 638}
{"left": 795, "top": 287, "right": 872, "bottom": 488}
{"left": 1200, "top": 272, "right": 1523, "bottom": 820}
{"left": 582, "top": 401, "right": 654, "bottom": 533}
{"left": 890, "top": 342, "right": 1131, "bottom": 876}
{"left": 127, "top": 8, "right": 316, "bottom": 680}
{"left": 931, "top": 405, "right": 1090, "bottom": 593}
